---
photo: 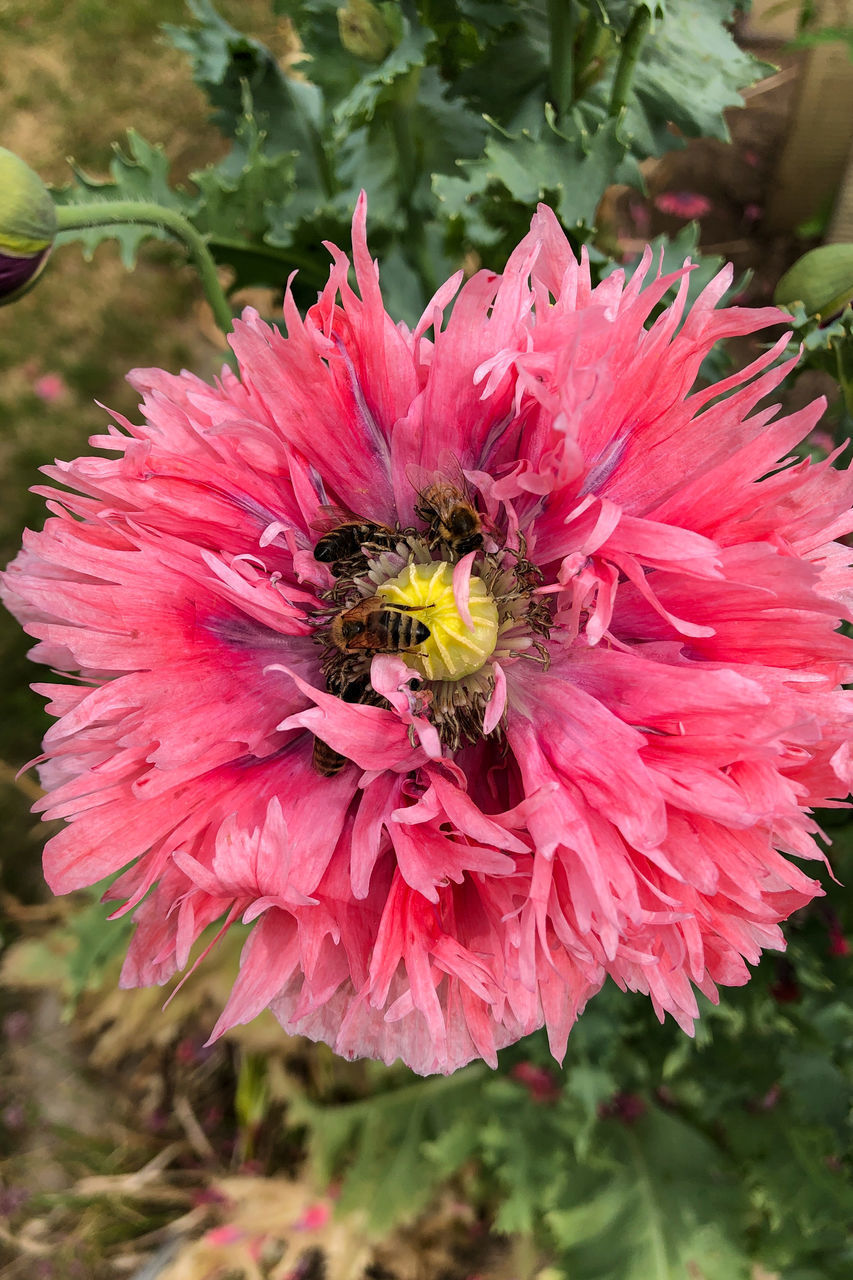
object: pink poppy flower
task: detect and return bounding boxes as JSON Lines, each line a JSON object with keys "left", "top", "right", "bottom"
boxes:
{"left": 4, "top": 196, "right": 853, "bottom": 1075}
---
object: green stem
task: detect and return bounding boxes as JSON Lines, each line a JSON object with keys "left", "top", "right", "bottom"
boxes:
{"left": 548, "top": 0, "right": 577, "bottom": 119}
{"left": 574, "top": 11, "right": 600, "bottom": 87}
{"left": 390, "top": 70, "right": 438, "bottom": 303}
{"left": 54, "top": 200, "right": 233, "bottom": 335}
{"left": 835, "top": 337, "right": 853, "bottom": 418}
{"left": 609, "top": 3, "right": 653, "bottom": 118}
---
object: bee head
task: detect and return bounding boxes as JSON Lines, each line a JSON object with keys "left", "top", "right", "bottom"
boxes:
{"left": 449, "top": 507, "right": 478, "bottom": 536}
{"left": 456, "top": 532, "right": 484, "bottom": 555}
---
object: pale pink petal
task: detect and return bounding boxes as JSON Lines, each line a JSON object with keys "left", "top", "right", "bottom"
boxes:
{"left": 452, "top": 551, "right": 477, "bottom": 629}
{"left": 482, "top": 662, "right": 507, "bottom": 735}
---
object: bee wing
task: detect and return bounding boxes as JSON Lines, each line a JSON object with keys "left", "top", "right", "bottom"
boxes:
{"left": 404, "top": 461, "right": 437, "bottom": 500}
{"left": 310, "top": 503, "right": 359, "bottom": 535}
{"left": 406, "top": 454, "right": 474, "bottom": 502}
{"left": 435, "top": 450, "right": 471, "bottom": 494}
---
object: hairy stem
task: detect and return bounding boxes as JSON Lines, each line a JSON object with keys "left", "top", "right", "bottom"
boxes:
{"left": 54, "top": 201, "right": 233, "bottom": 335}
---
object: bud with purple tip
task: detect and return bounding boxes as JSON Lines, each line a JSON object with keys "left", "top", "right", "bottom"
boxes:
{"left": 0, "top": 148, "right": 57, "bottom": 304}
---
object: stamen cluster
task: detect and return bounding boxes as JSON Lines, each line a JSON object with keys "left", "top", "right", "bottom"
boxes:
{"left": 312, "top": 511, "right": 551, "bottom": 755}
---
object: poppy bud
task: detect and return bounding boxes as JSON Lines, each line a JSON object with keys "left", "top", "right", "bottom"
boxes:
{"left": 337, "top": 0, "right": 394, "bottom": 62}
{"left": 0, "top": 148, "right": 57, "bottom": 305}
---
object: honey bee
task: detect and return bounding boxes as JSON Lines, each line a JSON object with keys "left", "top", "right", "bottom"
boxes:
{"left": 330, "top": 596, "right": 431, "bottom": 654}
{"left": 414, "top": 480, "right": 483, "bottom": 557}
{"left": 313, "top": 512, "right": 398, "bottom": 577}
{"left": 312, "top": 673, "right": 376, "bottom": 776}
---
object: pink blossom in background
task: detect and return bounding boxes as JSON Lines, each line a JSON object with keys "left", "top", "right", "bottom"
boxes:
{"left": 3, "top": 196, "right": 853, "bottom": 1075}
{"left": 204, "top": 1225, "right": 246, "bottom": 1247}
{"left": 628, "top": 197, "right": 651, "bottom": 237}
{"left": 509, "top": 1061, "right": 561, "bottom": 1103}
{"left": 293, "top": 1202, "right": 331, "bottom": 1232}
{"left": 33, "top": 371, "right": 68, "bottom": 403}
{"left": 654, "top": 190, "right": 713, "bottom": 219}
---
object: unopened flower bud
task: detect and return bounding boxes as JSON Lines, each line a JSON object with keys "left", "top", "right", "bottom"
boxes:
{"left": 0, "top": 148, "right": 57, "bottom": 305}
{"left": 337, "top": 0, "right": 394, "bottom": 62}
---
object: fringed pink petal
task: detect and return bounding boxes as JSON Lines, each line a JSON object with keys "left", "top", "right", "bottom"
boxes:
{"left": 3, "top": 196, "right": 851, "bottom": 1076}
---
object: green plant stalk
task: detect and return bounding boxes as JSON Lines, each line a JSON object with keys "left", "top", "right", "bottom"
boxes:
{"left": 390, "top": 69, "right": 439, "bottom": 302}
{"left": 835, "top": 335, "right": 853, "bottom": 417}
{"left": 573, "top": 10, "right": 602, "bottom": 95}
{"left": 548, "top": 0, "right": 576, "bottom": 119}
{"left": 609, "top": 3, "right": 653, "bottom": 117}
{"left": 54, "top": 201, "right": 233, "bottom": 335}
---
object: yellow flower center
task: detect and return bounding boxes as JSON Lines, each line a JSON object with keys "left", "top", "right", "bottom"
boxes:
{"left": 378, "top": 561, "right": 499, "bottom": 682}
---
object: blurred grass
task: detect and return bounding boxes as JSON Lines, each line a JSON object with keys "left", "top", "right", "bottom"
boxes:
{"left": 0, "top": 0, "right": 290, "bottom": 774}
{"left": 1, "top": 8, "right": 201, "bottom": 908}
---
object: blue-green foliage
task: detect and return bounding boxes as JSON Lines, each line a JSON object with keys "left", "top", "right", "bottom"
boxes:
{"left": 52, "top": 0, "right": 767, "bottom": 322}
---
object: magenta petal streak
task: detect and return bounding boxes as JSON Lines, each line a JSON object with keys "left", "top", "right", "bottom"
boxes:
{"left": 3, "top": 202, "right": 853, "bottom": 1074}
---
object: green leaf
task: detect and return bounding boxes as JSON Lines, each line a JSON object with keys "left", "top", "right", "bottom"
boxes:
{"left": 51, "top": 130, "right": 191, "bottom": 267}
{"left": 50, "top": 122, "right": 313, "bottom": 295}
{"left": 188, "top": 86, "right": 308, "bottom": 292}
{"left": 780, "top": 1049, "right": 850, "bottom": 1136}
{"left": 190, "top": 93, "right": 296, "bottom": 243}
{"left": 629, "top": 0, "right": 771, "bottom": 148}
{"left": 66, "top": 895, "right": 134, "bottom": 1000}
{"left": 396, "top": 65, "right": 489, "bottom": 187}
{"left": 293, "top": 1067, "right": 488, "bottom": 1234}
{"left": 275, "top": 0, "right": 366, "bottom": 102}
{"left": 437, "top": 107, "right": 629, "bottom": 241}
{"left": 562, "top": 1059, "right": 617, "bottom": 1157}
{"left": 779, "top": 302, "right": 853, "bottom": 417}
{"left": 443, "top": 1, "right": 550, "bottom": 125}
{"left": 775, "top": 244, "right": 853, "bottom": 318}
{"left": 728, "top": 1107, "right": 852, "bottom": 1268}
{"left": 165, "top": 0, "right": 331, "bottom": 197}
{"left": 547, "top": 1110, "right": 750, "bottom": 1280}
{"left": 332, "top": 17, "right": 432, "bottom": 125}
{"left": 478, "top": 1078, "right": 577, "bottom": 1236}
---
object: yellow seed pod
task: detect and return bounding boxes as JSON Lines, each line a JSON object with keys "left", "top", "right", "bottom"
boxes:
{"left": 379, "top": 560, "right": 499, "bottom": 682}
